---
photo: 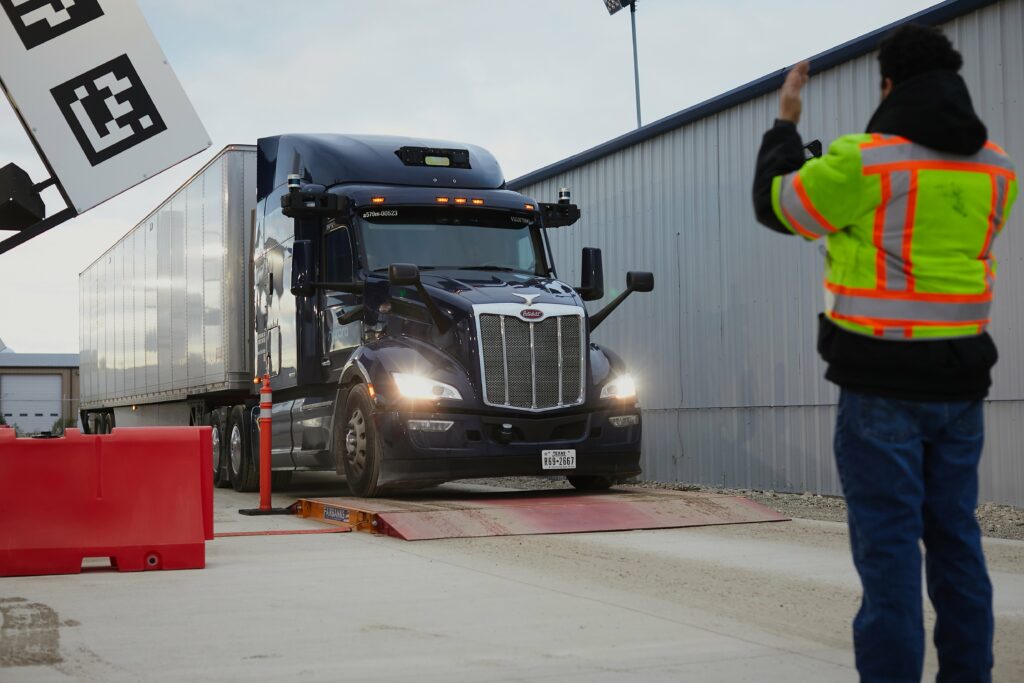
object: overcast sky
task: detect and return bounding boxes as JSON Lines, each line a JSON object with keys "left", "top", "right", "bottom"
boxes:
{"left": 0, "top": 0, "right": 937, "bottom": 353}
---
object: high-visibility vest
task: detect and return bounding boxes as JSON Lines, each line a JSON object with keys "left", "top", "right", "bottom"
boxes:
{"left": 772, "top": 133, "right": 1018, "bottom": 340}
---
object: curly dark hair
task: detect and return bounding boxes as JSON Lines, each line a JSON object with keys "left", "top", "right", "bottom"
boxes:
{"left": 878, "top": 24, "right": 963, "bottom": 84}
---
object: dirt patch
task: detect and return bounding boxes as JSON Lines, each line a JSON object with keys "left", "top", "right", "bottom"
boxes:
{"left": 0, "top": 597, "right": 62, "bottom": 667}
{"left": 460, "top": 476, "right": 1024, "bottom": 541}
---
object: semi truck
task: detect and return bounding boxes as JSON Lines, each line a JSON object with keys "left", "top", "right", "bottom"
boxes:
{"left": 78, "top": 135, "right": 653, "bottom": 496}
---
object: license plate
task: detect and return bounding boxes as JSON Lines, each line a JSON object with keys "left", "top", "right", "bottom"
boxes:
{"left": 542, "top": 449, "right": 576, "bottom": 470}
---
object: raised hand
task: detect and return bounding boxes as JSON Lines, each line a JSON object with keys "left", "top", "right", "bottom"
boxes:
{"left": 779, "top": 60, "right": 810, "bottom": 124}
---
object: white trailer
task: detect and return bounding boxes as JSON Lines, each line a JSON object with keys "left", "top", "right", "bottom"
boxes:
{"left": 78, "top": 146, "right": 257, "bottom": 431}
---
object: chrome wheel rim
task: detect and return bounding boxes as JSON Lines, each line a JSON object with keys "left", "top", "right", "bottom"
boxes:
{"left": 211, "top": 425, "right": 221, "bottom": 474}
{"left": 346, "top": 408, "right": 368, "bottom": 477}
{"left": 230, "top": 424, "right": 243, "bottom": 474}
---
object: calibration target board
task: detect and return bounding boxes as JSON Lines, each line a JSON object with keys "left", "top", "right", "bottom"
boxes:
{"left": 0, "top": 0, "right": 210, "bottom": 213}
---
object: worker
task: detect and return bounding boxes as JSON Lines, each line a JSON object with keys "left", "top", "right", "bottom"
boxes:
{"left": 752, "top": 24, "right": 1017, "bottom": 683}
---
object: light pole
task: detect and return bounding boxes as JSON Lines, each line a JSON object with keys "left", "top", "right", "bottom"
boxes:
{"left": 603, "top": 0, "right": 642, "bottom": 129}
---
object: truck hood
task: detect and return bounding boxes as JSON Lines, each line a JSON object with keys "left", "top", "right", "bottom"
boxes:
{"left": 418, "top": 270, "right": 583, "bottom": 309}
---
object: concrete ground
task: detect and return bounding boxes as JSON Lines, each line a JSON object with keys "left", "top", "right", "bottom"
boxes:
{"left": 3, "top": 473, "right": 1023, "bottom": 682}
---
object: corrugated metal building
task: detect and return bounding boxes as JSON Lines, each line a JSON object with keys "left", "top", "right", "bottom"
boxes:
{"left": 509, "top": 0, "right": 1024, "bottom": 506}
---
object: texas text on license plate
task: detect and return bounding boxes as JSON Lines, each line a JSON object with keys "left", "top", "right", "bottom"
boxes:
{"left": 542, "top": 449, "right": 576, "bottom": 470}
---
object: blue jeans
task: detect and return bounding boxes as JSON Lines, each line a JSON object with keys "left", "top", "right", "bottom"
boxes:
{"left": 834, "top": 390, "right": 993, "bottom": 683}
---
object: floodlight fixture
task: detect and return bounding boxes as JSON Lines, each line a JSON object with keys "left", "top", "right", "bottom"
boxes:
{"left": 604, "top": 0, "right": 636, "bottom": 16}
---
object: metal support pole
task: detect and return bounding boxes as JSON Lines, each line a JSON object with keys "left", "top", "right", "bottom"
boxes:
{"left": 630, "top": 2, "right": 641, "bottom": 128}
{"left": 0, "top": 207, "right": 77, "bottom": 256}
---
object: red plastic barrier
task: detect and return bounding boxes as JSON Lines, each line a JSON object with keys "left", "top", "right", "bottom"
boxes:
{"left": 0, "top": 427, "right": 213, "bottom": 577}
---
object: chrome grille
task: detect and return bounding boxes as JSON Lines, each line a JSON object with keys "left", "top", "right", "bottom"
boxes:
{"left": 477, "top": 310, "right": 585, "bottom": 410}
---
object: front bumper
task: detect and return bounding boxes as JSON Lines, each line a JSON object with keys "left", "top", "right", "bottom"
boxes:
{"left": 374, "top": 407, "right": 642, "bottom": 486}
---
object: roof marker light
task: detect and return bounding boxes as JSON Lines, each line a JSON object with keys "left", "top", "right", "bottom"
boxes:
{"left": 454, "top": 197, "right": 467, "bottom": 204}
{"left": 471, "top": 198, "right": 485, "bottom": 205}
{"left": 524, "top": 203, "right": 535, "bottom": 211}
{"left": 436, "top": 197, "right": 450, "bottom": 204}
{"left": 371, "top": 196, "right": 386, "bottom": 204}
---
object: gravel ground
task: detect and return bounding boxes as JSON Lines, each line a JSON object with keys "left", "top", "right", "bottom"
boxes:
{"left": 460, "top": 476, "right": 1024, "bottom": 541}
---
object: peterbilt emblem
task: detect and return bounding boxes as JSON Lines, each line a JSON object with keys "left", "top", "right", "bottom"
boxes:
{"left": 513, "top": 293, "right": 540, "bottom": 306}
{"left": 520, "top": 308, "right": 544, "bottom": 320}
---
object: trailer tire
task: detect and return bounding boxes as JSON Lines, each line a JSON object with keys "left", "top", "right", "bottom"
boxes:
{"left": 339, "top": 384, "right": 383, "bottom": 497}
{"left": 228, "top": 405, "right": 258, "bottom": 492}
{"left": 567, "top": 475, "right": 615, "bottom": 491}
{"left": 96, "top": 412, "right": 109, "bottom": 434}
{"left": 206, "top": 411, "right": 231, "bottom": 489}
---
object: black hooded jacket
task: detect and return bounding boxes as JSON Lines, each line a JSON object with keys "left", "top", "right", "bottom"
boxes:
{"left": 752, "top": 70, "right": 998, "bottom": 401}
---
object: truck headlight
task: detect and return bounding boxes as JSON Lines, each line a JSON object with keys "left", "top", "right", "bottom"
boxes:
{"left": 600, "top": 373, "right": 637, "bottom": 400}
{"left": 392, "top": 373, "right": 462, "bottom": 400}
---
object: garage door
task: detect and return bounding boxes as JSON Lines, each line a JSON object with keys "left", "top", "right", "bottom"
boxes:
{"left": 1, "top": 375, "right": 62, "bottom": 435}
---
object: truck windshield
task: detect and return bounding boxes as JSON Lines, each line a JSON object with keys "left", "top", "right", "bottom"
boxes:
{"left": 360, "top": 220, "right": 539, "bottom": 274}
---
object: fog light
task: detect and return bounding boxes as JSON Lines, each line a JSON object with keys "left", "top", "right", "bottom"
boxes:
{"left": 609, "top": 415, "right": 639, "bottom": 428}
{"left": 408, "top": 420, "right": 454, "bottom": 433}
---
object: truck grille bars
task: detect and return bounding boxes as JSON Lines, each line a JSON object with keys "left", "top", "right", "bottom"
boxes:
{"left": 476, "top": 305, "right": 585, "bottom": 411}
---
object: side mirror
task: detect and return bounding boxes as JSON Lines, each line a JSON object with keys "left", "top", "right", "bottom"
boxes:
{"left": 389, "top": 263, "right": 421, "bottom": 287}
{"left": 291, "top": 239, "right": 314, "bottom": 296}
{"left": 589, "top": 269, "right": 655, "bottom": 331}
{"left": 388, "top": 262, "right": 449, "bottom": 333}
{"left": 577, "top": 247, "right": 604, "bottom": 301}
{"left": 626, "top": 271, "right": 654, "bottom": 293}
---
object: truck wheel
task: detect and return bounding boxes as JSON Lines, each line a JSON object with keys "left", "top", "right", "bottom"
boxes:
{"left": 206, "top": 412, "right": 231, "bottom": 489}
{"left": 96, "top": 412, "right": 109, "bottom": 434}
{"left": 228, "top": 405, "right": 258, "bottom": 492}
{"left": 340, "top": 384, "right": 383, "bottom": 497}
{"left": 567, "top": 475, "right": 615, "bottom": 491}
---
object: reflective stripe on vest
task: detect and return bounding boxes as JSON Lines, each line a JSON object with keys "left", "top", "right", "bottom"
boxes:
{"left": 778, "top": 170, "right": 837, "bottom": 239}
{"left": 823, "top": 135, "right": 1015, "bottom": 339}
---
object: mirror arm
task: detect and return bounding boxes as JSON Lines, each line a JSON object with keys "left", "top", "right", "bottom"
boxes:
{"left": 589, "top": 288, "right": 635, "bottom": 332}
{"left": 414, "top": 283, "right": 450, "bottom": 334}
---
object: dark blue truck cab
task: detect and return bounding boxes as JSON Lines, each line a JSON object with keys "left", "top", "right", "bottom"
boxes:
{"left": 248, "top": 134, "right": 652, "bottom": 496}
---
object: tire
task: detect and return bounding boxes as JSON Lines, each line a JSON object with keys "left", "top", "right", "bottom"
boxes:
{"left": 271, "top": 471, "right": 293, "bottom": 490}
{"left": 96, "top": 412, "right": 109, "bottom": 435}
{"left": 228, "top": 405, "right": 258, "bottom": 492}
{"left": 206, "top": 411, "right": 231, "bottom": 489}
{"left": 337, "top": 384, "right": 383, "bottom": 497}
{"left": 567, "top": 475, "right": 615, "bottom": 491}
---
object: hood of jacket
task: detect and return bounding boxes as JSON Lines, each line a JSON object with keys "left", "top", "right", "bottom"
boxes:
{"left": 865, "top": 70, "right": 987, "bottom": 155}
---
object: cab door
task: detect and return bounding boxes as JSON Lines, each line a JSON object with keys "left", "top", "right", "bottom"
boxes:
{"left": 320, "top": 222, "right": 362, "bottom": 367}
{"left": 290, "top": 221, "right": 362, "bottom": 470}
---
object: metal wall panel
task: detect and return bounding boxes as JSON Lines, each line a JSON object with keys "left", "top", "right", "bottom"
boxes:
{"left": 518, "top": 0, "right": 1024, "bottom": 505}
{"left": 78, "top": 146, "right": 257, "bottom": 409}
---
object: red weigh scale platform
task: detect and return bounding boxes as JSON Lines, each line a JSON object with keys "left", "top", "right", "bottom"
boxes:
{"left": 294, "top": 487, "right": 788, "bottom": 541}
